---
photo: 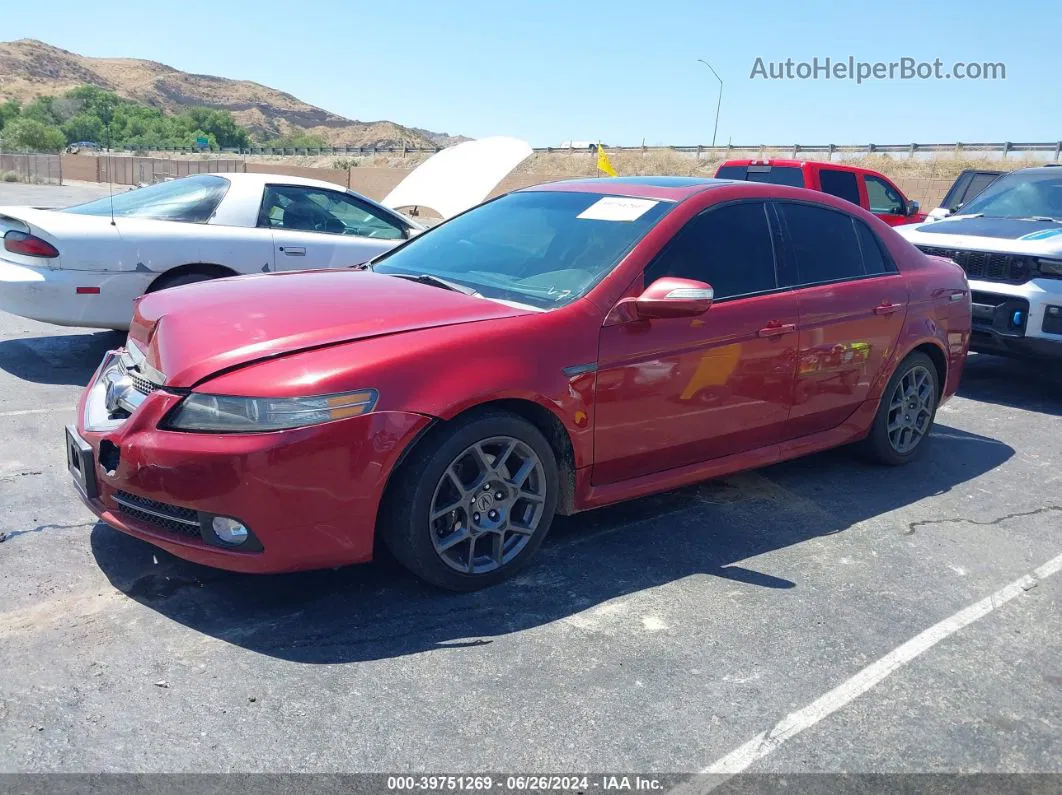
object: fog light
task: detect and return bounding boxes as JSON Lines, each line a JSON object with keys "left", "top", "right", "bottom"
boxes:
{"left": 1012, "top": 310, "right": 1025, "bottom": 327}
{"left": 211, "top": 516, "right": 249, "bottom": 545}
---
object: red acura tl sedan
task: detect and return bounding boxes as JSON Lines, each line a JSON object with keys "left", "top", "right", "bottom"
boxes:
{"left": 66, "top": 176, "right": 971, "bottom": 590}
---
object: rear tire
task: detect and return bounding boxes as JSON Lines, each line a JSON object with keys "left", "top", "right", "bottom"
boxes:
{"left": 858, "top": 351, "right": 939, "bottom": 466}
{"left": 380, "top": 410, "right": 559, "bottom": 591}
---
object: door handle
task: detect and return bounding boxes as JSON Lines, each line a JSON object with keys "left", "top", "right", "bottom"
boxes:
{"left": 874, "top": 301, "right": 902, "bottom": 315}
{"left": 279, "top": 246, "right": 306, "bottom": 256}
{"left": 758, "top": 322, "right": 797, "bottom": 338}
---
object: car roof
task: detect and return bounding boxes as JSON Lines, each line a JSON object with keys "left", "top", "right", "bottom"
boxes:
{"left": 208, "top": 171, "right": 355, "bottom": 194}
{"left": 518, "top": 176, "right": 732, "bottom": 201}
{"left": 720, "top": 158, "right": 891, "bottom": 177}
{"left": 1011, "top": 165, "right": 1062, "bottom": 176}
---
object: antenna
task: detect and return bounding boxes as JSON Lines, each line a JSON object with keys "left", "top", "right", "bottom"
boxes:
{"left": 108, "top": 155, "right": 115, "bottom": 226}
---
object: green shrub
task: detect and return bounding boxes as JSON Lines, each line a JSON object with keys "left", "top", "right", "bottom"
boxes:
{"left": 2, "top": 171, "right": 19, "bottom": 183}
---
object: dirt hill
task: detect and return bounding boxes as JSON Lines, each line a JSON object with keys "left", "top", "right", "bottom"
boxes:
{"left": 0, "top": 39, "right": 448, "bottom": 148}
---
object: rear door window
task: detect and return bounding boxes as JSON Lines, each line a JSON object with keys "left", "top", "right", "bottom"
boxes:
{"left": 777, "top": 202, "right": 867, "bottom": 285}
{"left": 818, "top": 169, "right": 861, "bottom": 206}
{"left": 854, "top": 220, "right": 896, "bottom": 275}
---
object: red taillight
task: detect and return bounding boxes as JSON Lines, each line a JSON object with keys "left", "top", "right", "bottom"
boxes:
{"left": 4, "top": 231, "right": 59, "bottom": 258}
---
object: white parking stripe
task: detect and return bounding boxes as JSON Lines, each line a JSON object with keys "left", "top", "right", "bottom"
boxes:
{"left": 0, "top": 407, "right": 72, "bottom": 418}
{"left": 698, "top": 550, "right": 1062, "bottom": 778}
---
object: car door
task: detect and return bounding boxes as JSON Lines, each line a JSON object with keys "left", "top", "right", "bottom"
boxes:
{"left": 592, "top": 200, "right": 799, "bottom": 485}
{"left": 258, "top": 184, "right": 408, "bottom": 271}
{"left": 862, "top": 174, "right": 909, "bottom": 226}
{"left": 774, "top": 201, "right": 908, "bottom": 439}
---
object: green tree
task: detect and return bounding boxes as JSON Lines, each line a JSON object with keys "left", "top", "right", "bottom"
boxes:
{"left": 1, "top": 118, "right": 67, "bottom": 152}
{"left": 64, "top": 86, "right": 120, "bottom": 126}
{"left": 62, "top": 112, "right": 105, "bottom": 144}
{"left": 0, "top": 99, "right": 21, "bottom": 133}
{"left": 21, "top": 96, "right": 60, "bottom": 126}
{"left": 260, "top": 133, "right": 328, "bottom": 149}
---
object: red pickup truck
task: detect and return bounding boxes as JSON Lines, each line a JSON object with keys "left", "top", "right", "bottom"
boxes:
{"left": 715, "top": 159, "right": 927, "bottom": 226}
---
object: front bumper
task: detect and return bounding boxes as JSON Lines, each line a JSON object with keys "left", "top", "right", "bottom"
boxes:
{"left": 967, "top": 278, "right": 1062, "bottom": 360}
{"left": 71, "top": 353, "right": 432, "bottom": 573}
{"left": 0, "top": 259, "right": 153, "bottom": 329}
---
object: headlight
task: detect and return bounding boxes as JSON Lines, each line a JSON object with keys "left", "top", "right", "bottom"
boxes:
{"left": 1037, "top": 258, "right": 1062, "bottom": 278}
{"left": 163, "top": 389, "right": 378, "bottom": 432}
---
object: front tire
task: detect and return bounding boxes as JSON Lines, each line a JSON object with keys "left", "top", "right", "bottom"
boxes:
{"left": 859, "top": 351, "right": 939, "bottom": 466}
{"left": 381, "top": 410, "right": 559, "bottom": 591}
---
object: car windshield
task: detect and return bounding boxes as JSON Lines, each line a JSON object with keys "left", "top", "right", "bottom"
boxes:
{"left": 62, "top": 175, "right": 230, "bottom": 223}
{"left": 372, "top": 190, "right": 674, "bottom": 310}
{"left": 957, "top": 170, "right": 1062, "bottom": 220}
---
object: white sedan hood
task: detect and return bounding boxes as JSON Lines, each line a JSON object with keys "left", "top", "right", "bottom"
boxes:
{"left": 382, "top": 136, "right": 533, "bottom": 219}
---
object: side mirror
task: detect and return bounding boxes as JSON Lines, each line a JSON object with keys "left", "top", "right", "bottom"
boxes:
{"left": 634, "top": 277, "right": 714, "bottom": 319}
{"left": 905, "top": 199, "right": 921, "bottom": 217}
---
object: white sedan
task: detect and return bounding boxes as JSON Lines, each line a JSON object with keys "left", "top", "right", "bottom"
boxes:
{"left": 0, "top": 172, "right": 425, "bottom": 330}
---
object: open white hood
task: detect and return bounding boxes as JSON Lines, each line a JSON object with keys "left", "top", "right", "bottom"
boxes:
{"left": 382, "top": 136, "right": 533, "bottom": 219}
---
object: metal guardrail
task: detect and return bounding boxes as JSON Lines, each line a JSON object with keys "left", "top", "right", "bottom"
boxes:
{"left": 105, "top": 141, "right": 1062, "bottom": 160}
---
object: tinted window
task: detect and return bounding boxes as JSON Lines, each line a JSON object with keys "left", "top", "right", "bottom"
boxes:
{"left": 715, "top": 165, "right": 748, "bottom": 180}
{"left": 778, "top": 202, "right": 865, "bottom": 284}
{"left": 746, "top": 166, "right": 805, "bottom": 188}
{"left": 865, "top": 175, "right": 905, "bottom": 215}
{"left": 715, "top": 165, "right": 805, "bottom": 188}
{"left": 855, "top": 220, "right": 895, "bottom": 275}
{"left": 373, "top": 191, "right": 672, "bottom": 310}
{"left": 643, "top": 202, "right": 777, "bottom": 300}
{"left": 818, "top": 169, "right": 861, "bottom": 205}
{"left": 63, "top": 175, "right": 229, "bottom": 223}
{"left": 260, "top": 185, "right": 405, "bottom": 239}
{"left": 941, "top": 172, "right": 974, "bottom": 211}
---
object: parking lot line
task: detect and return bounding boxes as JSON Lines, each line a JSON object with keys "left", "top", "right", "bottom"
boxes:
{"left": 0, "top": 407, "right": 72, "bottom": 418}
{"left": 696, "top": 548, "right": 1062, "bottom": 779}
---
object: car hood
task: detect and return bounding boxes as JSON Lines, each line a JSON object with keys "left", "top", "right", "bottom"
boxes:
{"left": 897, "top": 216, "right": 1062, "bottom": 257}
{"left": 128, "top": 270, "right": 530, "bottom": 387}
{"left": 382, "top": 136, "right": 533, "bottom": 219}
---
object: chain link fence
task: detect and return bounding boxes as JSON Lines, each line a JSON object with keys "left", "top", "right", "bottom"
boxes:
{"left": 0, "top": 153, "right": 63, "bottom": 184}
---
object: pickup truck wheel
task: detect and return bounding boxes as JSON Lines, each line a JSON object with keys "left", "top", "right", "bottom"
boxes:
{"left": 859, "top": 352, "right": 938, "bottom": 466}
{"left": 381, "top": 411, "right": 559, "bottom": 591}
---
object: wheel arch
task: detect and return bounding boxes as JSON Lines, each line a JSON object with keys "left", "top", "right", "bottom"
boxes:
{"left": 146, "top": 263, "right": 239, "bottom": 293}
{"left": 382, "top": 397, "right": 579, "bottom": 518}
{"left": 897, "top": 338, "right": 948, "bottom": 400}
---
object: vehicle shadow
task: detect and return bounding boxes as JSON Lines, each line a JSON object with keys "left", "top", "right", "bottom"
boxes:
{"left": 89, "top": 423, "right": 1012, "bottom": 664}
{"left": 0, "top": 330, "right": 122, "bottom": 386}
{"left": 958, "top": 353, "right": 1062, "bottom": 416}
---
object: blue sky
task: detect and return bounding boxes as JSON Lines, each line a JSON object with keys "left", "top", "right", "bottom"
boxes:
{"left": 4, "top": 0, "right": 1056, "bottom": 146}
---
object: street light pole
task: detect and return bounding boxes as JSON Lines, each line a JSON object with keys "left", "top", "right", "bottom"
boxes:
{"left": 697, "top": 59, "right": 723, "bottom": 149}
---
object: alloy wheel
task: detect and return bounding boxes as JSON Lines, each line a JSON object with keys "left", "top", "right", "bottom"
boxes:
{"left": 429, "top": 436, "right": 547, "bottom": 574}
{"left": 886, "top": 365, "right": 935, "bottom": 454}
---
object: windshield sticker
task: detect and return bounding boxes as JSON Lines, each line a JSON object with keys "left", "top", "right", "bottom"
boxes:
{"left": 577, "top": 197, "right": 660, "bottom": 222}
{"left": 1019, "top": 228, "right": 1062, "bottom": 241}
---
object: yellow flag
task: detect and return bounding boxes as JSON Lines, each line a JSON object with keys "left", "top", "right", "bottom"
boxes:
{"left": 596, "top": 143, "right": 617, "bottom": 177}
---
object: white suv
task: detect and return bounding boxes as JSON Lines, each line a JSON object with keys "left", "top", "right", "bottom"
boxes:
{"left": 897, "top": 166, "right": 1062, "bottom": 360}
